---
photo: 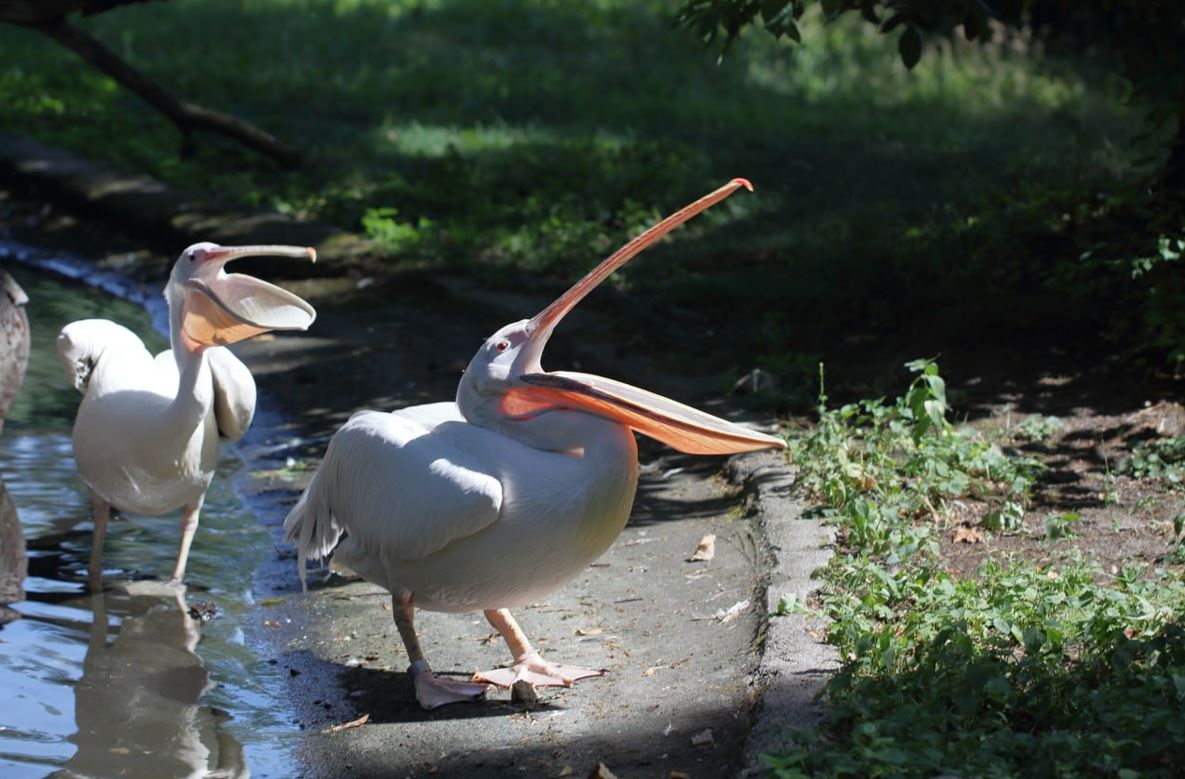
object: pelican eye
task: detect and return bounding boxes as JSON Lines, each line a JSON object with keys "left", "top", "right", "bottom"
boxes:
{"left": 495, "top": 340, "right": 510, "bottom": 353}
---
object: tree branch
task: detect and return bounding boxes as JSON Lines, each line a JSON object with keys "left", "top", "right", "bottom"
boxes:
{"left": 29, "top": 17, "right": 303, "bottom": 168}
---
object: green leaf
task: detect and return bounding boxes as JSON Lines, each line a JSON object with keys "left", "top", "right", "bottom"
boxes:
{"left": 899, "top": 25, "right": 922, "bottom": 70}
{"left": 820, "top": 0, "right": 844, "bottom": 19}
{"left": 881, "top": 12, "right": 907, "bottom": 32}
{"left": 761, "top": 0, "right": 788, "bottom": 21}
{"left": 859, "top": 0, "right": 879, "bottom": 24}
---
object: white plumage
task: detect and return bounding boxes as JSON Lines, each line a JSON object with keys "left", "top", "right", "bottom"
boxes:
{"left": 284, "top": 179, "right": 786, "bottom": 709}
{"left": 61, "top": 242, "right": 316, "bottom": 587}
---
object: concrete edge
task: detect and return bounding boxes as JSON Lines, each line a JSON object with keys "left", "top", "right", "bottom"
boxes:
{"left": 728, "top": 450, "right": 838, "bottom": 777}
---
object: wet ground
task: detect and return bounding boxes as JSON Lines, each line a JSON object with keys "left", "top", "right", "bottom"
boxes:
{"left": 0, "top": 212, "right": 783, "bottom": 777}
{"left": 0, "top": 259, "right": 303, "bottom": 778}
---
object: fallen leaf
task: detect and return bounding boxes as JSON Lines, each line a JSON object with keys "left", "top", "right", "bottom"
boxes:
{"left": 575, "top": 627, "right": 603, "bottom": 637}
{"left": 669, "top": 772, "right": 691, "bottom": 779}
{"left": 713, "top": 599, "right": 750, "bottom": 624}
{"left": 953, "top": 526, "right": 983, "bottom": 544}
{"left": 687, "top": 534, "right": 716, "bottom": 562}
{"left": 259, "top": 596, "right": 287, "bottom": 607}
{"left": 643, "top": 665, "right": 663, "bottom": 677}
{"left": 587, "top": 761, "right": 619, "bottom": 779}
{"left": 690, "top": 728, "right": 714, "bottom": 747}
{"left": 320, "top": 713, "right": 369, "bottom": 734}
{"left": 557, "top": 767, "right": 575, "bottom": 778}
{"left": 108, "top": 747, "right": 130, "bottom": 755}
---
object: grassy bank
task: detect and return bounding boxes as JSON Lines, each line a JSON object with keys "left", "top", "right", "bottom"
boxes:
{"left": 0, "top": 1, "right": 1163, "bottom": 390}
{"left": 770, "top": 362, "right": 1185, "bottom": 778}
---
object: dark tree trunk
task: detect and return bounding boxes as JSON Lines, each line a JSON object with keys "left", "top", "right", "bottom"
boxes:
{"left": 27, "top": 17, "right": 303, "bottom": 168}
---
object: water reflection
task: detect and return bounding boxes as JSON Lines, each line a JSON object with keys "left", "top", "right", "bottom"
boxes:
{"left": 0, "top": 474, "right": 25, "bottom": 623}
{"left": 0, "top": 260, "right": 292, "bottom": 776}
{"left": 55, "top": 583, "right": 248, "bottom": 779}
{"left": 0, "top": 267, "right": 30, "bottom": 622}
{"left": 0, "top": 268, "right": 31, "bottom": 434}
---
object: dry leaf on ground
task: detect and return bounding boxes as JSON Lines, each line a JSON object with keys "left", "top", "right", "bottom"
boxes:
{"left": 953, "top": 526, "right": 983, "bottom": 544}
{"left": 320, "top": 713, "right": 369, "bottom": 734}
{"left": 687, "top": 533, "right": 716, "bottom": 562}
{"left": 587, "top": 761, "right": 619, "bottom": 779}
{"left": 714, "top": 599, "right": 750, "bottom": 624}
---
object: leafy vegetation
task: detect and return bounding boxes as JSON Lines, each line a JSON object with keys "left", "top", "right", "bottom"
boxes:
{"left": 1122, "top": 436, "right": 1185, "bottom": 487}
{"left": 790, "top": 359, "right": 1042, "bottom": 558}
{"left": 677, "top": 1, "right": 1185, "bottom": 178}
{"left": 774, "top": 362, "right": 1185, "bottom": 778}
{"left": 5, "top": 0, "right": 1178, "bottom": 381}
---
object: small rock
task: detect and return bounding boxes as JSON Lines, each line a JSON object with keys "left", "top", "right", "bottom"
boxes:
{"left": 731, "top": 367, "right": 779, "bottom": 395}
{"left": 690, "top": 728, "right": 714, "bottom": 747}
{"left": 511, "top": 679, "right": 538, "bottom": 708}
{"left": 187, "top": 601, "right": 217, "bottom": 622}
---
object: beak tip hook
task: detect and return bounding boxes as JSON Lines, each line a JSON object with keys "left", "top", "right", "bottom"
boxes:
{"left": 732, "top": 177, "right": 754, "bottom": 192}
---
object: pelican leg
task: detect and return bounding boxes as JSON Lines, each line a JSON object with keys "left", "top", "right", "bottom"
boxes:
{"left": 393, "top": 595, "right": 488, "bottom": 710}
{"left": 87, "top": 491, "right": 110, "bottom": 590}
{"left": 474, "top": 608, "right": 605, "bottom": 689}
{"left": 168, "top": 496, "right": 203, "bottom": 585}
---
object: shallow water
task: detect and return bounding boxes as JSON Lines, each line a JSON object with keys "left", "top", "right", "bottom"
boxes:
{"left": 0, "top": 260, "right": 300, "bottom": 778}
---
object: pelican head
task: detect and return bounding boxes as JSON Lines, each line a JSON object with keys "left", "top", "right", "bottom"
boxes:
{"left": 165, "top": 242, "right": 318, "bottom": 352}
{"left": 457, "top": 179, "right": 784, "bottom": 455}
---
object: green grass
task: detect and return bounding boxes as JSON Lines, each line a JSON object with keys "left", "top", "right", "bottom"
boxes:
{"left": 772, "top": 362, "right": 1185, "bottom": 778}
{"left": 0, "top": 0, "right": 1159, "bottom": 380}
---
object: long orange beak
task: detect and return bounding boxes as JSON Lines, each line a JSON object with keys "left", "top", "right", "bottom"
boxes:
{"left": 504, "top": 179, "right": 785, "bottom": 455}
{"left": 526, "top": 178, "right": 752, "bottom": 341}
{"left": 181, "top": 245, "right": 318, "bottom": 348}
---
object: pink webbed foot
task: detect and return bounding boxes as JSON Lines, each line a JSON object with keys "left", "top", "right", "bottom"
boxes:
{"left": 409, "top": 660, "right": 488, "bottom": 710}
{"left": 473, "top": 651, "right": 605, "bottom": 689}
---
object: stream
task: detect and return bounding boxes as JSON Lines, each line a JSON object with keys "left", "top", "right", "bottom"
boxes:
{"left": 0, "top": 251, "right": 301, "bottom": 778}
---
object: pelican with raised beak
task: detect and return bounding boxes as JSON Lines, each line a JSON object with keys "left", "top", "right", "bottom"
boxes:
{"left": 284, "top": 180, "right": 784, "bottom": 709}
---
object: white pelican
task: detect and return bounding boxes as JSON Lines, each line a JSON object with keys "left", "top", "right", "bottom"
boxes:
{"left": 58, "top": 243, "right": 317, "bottom": 587}
{"left": 284, "top": 179, "right": 785, "bottom": 709}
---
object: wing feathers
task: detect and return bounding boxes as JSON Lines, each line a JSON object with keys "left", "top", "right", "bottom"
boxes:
{"left": 207, "top": 347, "right": 256, "bottom": 441}
{"left": 284, "top": 409, "right": 503, "bottom": 572}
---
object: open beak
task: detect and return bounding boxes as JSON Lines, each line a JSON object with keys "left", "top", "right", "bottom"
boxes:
{"left": 181, "top": 244, "right": 318, "bottom": 348}
{"left": 503, "top": 178, "right": 786, "bottom": 455}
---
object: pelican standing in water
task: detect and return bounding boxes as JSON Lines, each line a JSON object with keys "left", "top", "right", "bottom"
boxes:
{"left": 59, "top": 244, "right": 317, "bottom": 587}
{"left": 284, "top": 179, "right": 785, "bottom": 709}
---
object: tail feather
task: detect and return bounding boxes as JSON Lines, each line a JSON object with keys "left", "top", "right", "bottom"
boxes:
{"left": 282, "top": 450, "right": 342, "bottom": 592}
